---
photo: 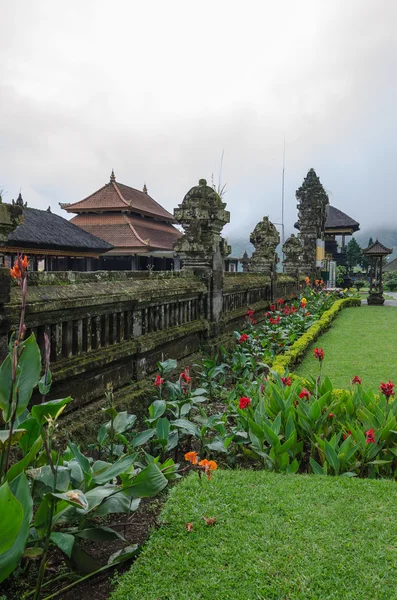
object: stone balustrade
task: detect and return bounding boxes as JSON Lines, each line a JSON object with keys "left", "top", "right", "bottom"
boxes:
{"left": 0, "top": 269, "right": 298, "bottom": 408}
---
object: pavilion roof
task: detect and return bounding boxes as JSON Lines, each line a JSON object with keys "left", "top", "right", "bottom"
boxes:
{"left": 70, "top": 213, "right": 181, "bottom": 253}
{"left": 61, "top": 171, "right": 176, "bottom": 223}
{"left": 325, "top": 205, "right": 360, "bottom": 233}
{"left": 362, "top": 239, "right": 393, "bottom": 256}
{"left": 5, "top": 206, "right": 113, "bottom": 255}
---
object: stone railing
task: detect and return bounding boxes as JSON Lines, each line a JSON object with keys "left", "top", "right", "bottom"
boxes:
{"left": 0, "top": 270, "right": 298, "bottom": 409}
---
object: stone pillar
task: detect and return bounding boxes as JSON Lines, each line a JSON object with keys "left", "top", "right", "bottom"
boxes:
{"left": 241, "top": 250, "right": 249, "bottom": 273}
{"left": 173, "top": 179, "right": 230, "bottom": 332}
{"left": 248, "top": 217, "right": 279, "bottom": 300}
{"left": 248, "top": 217, "right": 279, "bottom": 275}
{"left": 0, "top": 202, "right": 23, "bottom": 360}
{"left": 296, "top": 168, "right": 329, "bottom": 278}
{"left": 282, "top": 234, "right": 302, "bottom": 279}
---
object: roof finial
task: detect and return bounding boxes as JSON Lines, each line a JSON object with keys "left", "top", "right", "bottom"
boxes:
{"left": 110, "top": 169, "right": 116, "bottom": 183}
{"left": 14, "top": 192, "right": 27, "bottom": 207}
{"left": 143, "top": 183, "right": 148, "bottom": 194}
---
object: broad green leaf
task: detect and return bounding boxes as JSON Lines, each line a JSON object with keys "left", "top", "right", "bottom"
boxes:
{"left": 17, "top": 418, "right": 40, "bottom": 455}
{"left": 123, "top": 463, "right": 168, "bottom": 498}
{"left": 132, "top": 429, "right": 155, "bottom": 448}
{"left": 205, "top": 438, "right": 228, "bottom": 453}
{"left": 108, "top": 544, "right": 140, "bottom": 565}
{"left": 0, "top": 429, "right": 26, "bottom": 450}
{"left": 94, "top": 494, "right": 140, "bottom": 517}
{"left": 111, "top": 412, "right": 137, "bottom": 434}
{"left": 38, "top": 369, "right": 52, "bottom": 396}
{"left": 156, "top": 417, "right": 170, "bottom": 441}
{"left": 50, "top": 489, "right": 89, "bottom": 509}
{"left": 248, "top": 419, "right": 265, "bottom": 445}
{"left": 6, "top": 436, "right": 43, "bottom": 482}
{"left": 310, "top": 457, "right": 325, "bottom": 475}
{"left": 0, "top": 334, "right": 42, "bottom": 421}
{"left": 279, "top": 430, "right": 297, "bottom": 455}
{"left": 324, "top": 440, "right": 339, "bottom": 473}
{"left": 172, "top": 419, "right": 200, "bottom": 437}
{"left": 27, "top": 464, "right": 71, "bottom": 494}
{"left": 263, "top": 422, "right": 281, "bottom": 450}
{"left": 67, "top": 442, "right": 92, "bottom": 488}
{"left": 31, "top": 397, "right": 72, "bottom": 425}
{"left": 148, "top": 400, "right": 166, "bottom": 422}
{"left": 165, "top": 430, "right": 179, "bottom": 452}
{"left": 97, "top": 424, "right": 108, "bottom": 445}
{"left": 75, "top": 526, "right": 127, "bottom": 542}
{"left": 92, "top": 454, "right": 137, "bottom": 485}
{"left": 50, "top": 532, "right": 75, "bottom": 558}
{"left": 0, "top": 474, "right": 32, "bottom": 583}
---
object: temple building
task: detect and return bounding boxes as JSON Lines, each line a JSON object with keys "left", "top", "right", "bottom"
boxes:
{"left": 295, "top": 204, "right": 360, "bottom": 267}
{"left": 323, "top": 205, "right": 360, "bottom": 266}
{"left": 61, "top": 171, "right": 182, "bottom": 271}
{"left": 0, "top": 194, "right": 113, "bottom": 271}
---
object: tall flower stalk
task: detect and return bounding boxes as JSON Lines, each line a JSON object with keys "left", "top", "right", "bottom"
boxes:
{"left": 2, "top": 254, "right": 29, "bottom": 478}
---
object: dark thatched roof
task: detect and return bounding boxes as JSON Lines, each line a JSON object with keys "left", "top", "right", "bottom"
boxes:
{"left": 7, "top": 207, "right": 113, "bottom": 252}
{"left": 362, "top": 239, "right": 392, "bottom": 256}
{"left": 325, "top": 206, "right": 360, "bottom": 232}
{"left": 294, "top": 205, "right": 360, "bottom": 233}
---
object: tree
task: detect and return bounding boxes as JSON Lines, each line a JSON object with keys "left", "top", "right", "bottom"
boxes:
{"left": 361, "top": 237, "right": 373, "bottom": 275}
{"left": 346, "top": 238, "right": 362, "bottom": 274}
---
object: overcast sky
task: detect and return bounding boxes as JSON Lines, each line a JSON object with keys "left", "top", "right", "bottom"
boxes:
{"left": 1, "top": 0, "right": 396, "bottom": 245}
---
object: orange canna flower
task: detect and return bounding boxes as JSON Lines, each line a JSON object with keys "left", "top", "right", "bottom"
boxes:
{"left": 198, "top": 459, "right": 209, "bottom": 467}
{"left": 207, "top": 460, "right": 217, "bottom": 471}
{"left": 10, "top": 265, "right": 22, "bottom": 279}
{"left": 21, "top": 255, "right": 29, "bottom": 269}
{"left": 184, "top": 451, "right": 198, "bottom": 465}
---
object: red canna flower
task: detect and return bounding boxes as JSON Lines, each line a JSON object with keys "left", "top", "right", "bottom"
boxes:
{"left": 328, "top": 413, "right": 335, "bottom": 419}
{"left": 246, "top": 309, "right": 254, "bottom": 317}
{"left": 281, "top": 376, "right": 292, "bottom": 386}
{"left": 277, "top": 298, "right": 284, "bottom": 305}
{"left": 154, "top": 374, "right": 164, "bottom": 387}
{"left": 251, "top": 319, "right": 257, "bottom": 325}
{"left": 351, "top": 375, "right": 362, "bottom": 385}
{"left": 313, "top": 348, "right": 324, "bottom": 361}
{"left": 181, "top": 366, "right": 191, "bottom": 384}
{"left": 264, "top": 311, "right": 271, "bottom": 318}
{"left": 239, "top": 333, "right": 249, "bottom": 344}
{"left": 270, "top": 304, "right": 275, "bottom": 311}
{"left": 299, "top": 388, "right": 311, "bottom": 400}
{"left": 365, "top": 428, "right": 376, "bottom": 444}
{"left": 343, "top": 430, "right": 352, "bottom": 439}
{"left": 380, "top": 381, "right": 394, "bottom": 399}
{"left": 239, "top": 396, "right": 251, "bottom": 409}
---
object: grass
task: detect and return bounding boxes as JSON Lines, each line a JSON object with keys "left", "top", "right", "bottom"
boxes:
{"left": 111, "top": 470, "right": 397, "bottom": 600}
{"left": 295, "top": 305, "right": 397, "bottom": 389}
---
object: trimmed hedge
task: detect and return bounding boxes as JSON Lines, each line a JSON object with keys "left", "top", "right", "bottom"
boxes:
{"left": 271, "top": 297, "right": 361, "bottom": 375}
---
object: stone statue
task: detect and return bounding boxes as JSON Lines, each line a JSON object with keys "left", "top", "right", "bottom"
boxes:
{"left": 282, "top": 234, "right": 302, "bottom": 277}
{"left": 248, "top": 216, "right": 280, "bottom": 276}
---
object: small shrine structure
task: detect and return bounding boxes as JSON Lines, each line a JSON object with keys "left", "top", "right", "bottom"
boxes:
{"left": 362, "top": 239, "right": 392, "bottom": 305}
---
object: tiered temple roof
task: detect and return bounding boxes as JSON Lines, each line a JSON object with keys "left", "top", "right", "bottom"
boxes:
{"left": 61, "top": 171, "right": 181, "bottom": 255}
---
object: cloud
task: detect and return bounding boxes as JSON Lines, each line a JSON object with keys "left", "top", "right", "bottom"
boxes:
{"left": 1, "top": 0, "right": 396, "bottom": 243}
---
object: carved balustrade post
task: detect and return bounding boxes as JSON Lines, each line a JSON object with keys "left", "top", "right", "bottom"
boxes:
{"left": 173, "top": 179, "right": 230, "bottom": 335}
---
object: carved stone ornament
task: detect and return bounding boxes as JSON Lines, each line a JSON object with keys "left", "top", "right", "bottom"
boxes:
{"left": 282, "top": 233, "right": 302, "bottom": 275}
{"left": 173, "top": 179, "right": 230, "bottom": 270}
{"left": 248, "top": 216, "right": 280, "bottom": 275}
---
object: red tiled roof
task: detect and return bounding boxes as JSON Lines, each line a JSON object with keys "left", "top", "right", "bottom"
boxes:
{"left": 71, "top": 213, "right": 181, "bottom": 252}
{"left": 62, "top": 180, "right": 175, "bottom": 222}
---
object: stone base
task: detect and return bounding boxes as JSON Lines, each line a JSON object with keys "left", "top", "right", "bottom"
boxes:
{"left": 367, "top": 293, "right": 385, "bottom": 306}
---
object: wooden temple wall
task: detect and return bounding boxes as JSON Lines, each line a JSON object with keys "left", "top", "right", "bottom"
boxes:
{"left": 0, "top": 270, "right": 298, "bottom": 409}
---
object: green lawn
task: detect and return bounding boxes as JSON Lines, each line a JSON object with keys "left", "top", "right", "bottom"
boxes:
{"left": 111, "top": 471, "right": 397, "bottom": 600}
{"left": 295, "top": 305, "right": 397, "bottom": 389}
